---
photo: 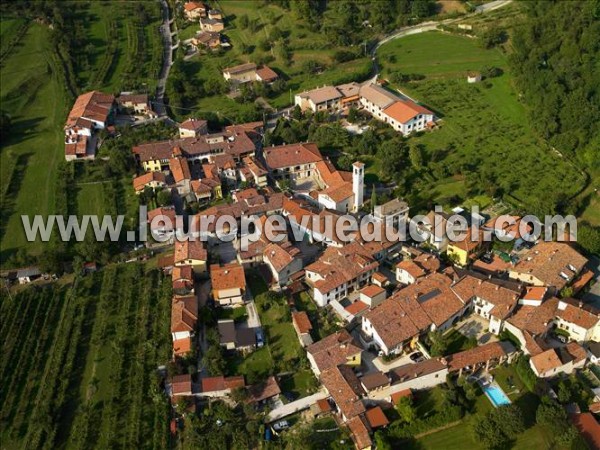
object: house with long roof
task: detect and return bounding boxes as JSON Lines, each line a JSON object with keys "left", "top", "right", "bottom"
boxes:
{"left": 509, "top": 241, "right": 588, "bottom": 294}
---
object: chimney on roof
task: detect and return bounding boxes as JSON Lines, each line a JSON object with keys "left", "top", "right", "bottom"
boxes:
{"left": 579, "top": 301, "right": 583, "bottom": 308}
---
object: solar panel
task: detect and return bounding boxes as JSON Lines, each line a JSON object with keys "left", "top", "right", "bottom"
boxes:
{"left": 417, "top": 288, "right": 442, "bottom": 304}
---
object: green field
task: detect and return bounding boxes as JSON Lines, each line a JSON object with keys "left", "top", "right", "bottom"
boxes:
{"left": 379, "top": 32, "right": 506, "bottom": 78}
{"left": 0, "top": 264, "right": 171, "bottom": 450}
{"left": 377, "top": 31, "right": 586, "bottom": 211}
{"left": 0, "top": 24, "right": 66, "bottom": 261}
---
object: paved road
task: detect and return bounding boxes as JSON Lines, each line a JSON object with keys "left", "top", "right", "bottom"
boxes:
{"left": 155, "top": 0, "right": 175, "bottom": 117}
{"left": 265, "top": 389, "right": 328, "bottom": 423}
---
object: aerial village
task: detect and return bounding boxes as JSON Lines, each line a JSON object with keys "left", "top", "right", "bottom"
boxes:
{"left": 49, "top": 2, "right": 600, "bottom": 449}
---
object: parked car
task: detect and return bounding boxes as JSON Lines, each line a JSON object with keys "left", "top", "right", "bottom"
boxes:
{"left": 256, "top": 329, "right": 265, "bottom": 347}
{"left": 480, "top": 253, "right": 493, "bottom": 264}
{"left": 273, "top": 420, "right": 289, "bottom": 432}
{"left": 409, "top": 351, "right": 423, "bottom": 362}
{"left": 283, "top": 391, "right": 297, "bottom": 402}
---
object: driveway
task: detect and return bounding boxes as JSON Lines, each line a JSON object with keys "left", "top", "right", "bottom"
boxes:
{"left": 244, "top": 300, "right": 262, "bottom": 328}
{"left": 371, "top": 351, "right": 418, "bottom": 372}
{"left": 265, "top": 389, "right": 328, "bottom": 423}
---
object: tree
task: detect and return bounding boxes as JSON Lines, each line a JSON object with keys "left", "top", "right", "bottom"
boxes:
{"left": 377, "top": 139, "right": 406, "bottom": 180}
{"left": 480, "top": 27, "right": 507, "bottom": 49}
{"left": 409, "top": 143, "right": 424, "bottom": 169}
{"left": 0, "top": 110, "right": 11, "bottom": 142}
{"left": 494, "top": 404, "right": 525, "bottom": 438}
{"left": 156, "top": 189, "right": 172, "bottom": 206}
{"left": 238, "top": 14, "right": 249, "bottom": 29}
{"left": 537, "top": 396, "right": 578, "bottom": 447}
{"left": 557, "top": 380, "right": 571, "bottom": 403}
{"left": 472, "top": 415, "right": 505, "bottom": 449}
{"left": 395, "top": 396, "right": 416, "bottom": 424}
{"left": 374, "top": 431, "right": 392, "bottom": 450}
{"left": 347, "top": 107, "right": 359, "bottom": 123}
{"left": 427, "top": 329, "right": 448, "bottom": 356}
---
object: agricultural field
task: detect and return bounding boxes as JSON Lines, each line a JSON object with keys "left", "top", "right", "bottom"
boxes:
{"left": 0, "top": 263, "right": 172, "bottom": 450}
{"left": 77, "top": 1, "right": 163, "bottom": 93}
{"left": 377, "top": 31, "right": 586, "bottom": 211}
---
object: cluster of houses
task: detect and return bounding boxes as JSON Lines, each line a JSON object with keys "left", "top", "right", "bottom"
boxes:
{"left": 127, "top": 125, "right": 599, "bottom": 447}
{"left": 64, "top": 90, "right": 156, "bottom": 161}
{"left": 295, "top": 81, "right": 435, "bottom": 136}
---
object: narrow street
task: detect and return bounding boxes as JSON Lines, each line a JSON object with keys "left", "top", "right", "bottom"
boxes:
{"left": 155, "top": 0, "right": 176, "bottom": 117}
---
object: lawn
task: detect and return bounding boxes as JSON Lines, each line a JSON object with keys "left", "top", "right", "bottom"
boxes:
{"left": 76, "top": 183, "right": 107, "bottom": 217}
{"left": 405, "top": 365, "right": 570, "bottom": 450}
{"left": 443, "top": 329, "right": 476, "bottom": 355}
{"left": 246, "top": 272, "right": 306, "bottom": 370}
{"left": 378, "top": 31, "right": 506, "bottom": 79}
{"left": 377, "top": 31, "right": 586, "bottom": 212}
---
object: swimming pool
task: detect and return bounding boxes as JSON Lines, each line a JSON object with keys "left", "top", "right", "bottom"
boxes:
{"left": 483, "top": 384, "right": 511, "bottom": 407}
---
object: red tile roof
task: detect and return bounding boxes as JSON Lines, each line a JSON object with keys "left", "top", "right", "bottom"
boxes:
{"left": 264, "top": 142, "right": 323, "bottom": 169}
{"left": 307, "top": 330, "right": 362, "bottom": 373}
{"left": 446, "top": 341, "right": 514, "bottom": 372}
{"left": 365, "top": 406, "right": 389, "bottom": 428}
{"left": 179, "top": 118, "right": 207, "bottom": 131}
{"left": 248, "top": 376, "right": 281, "bottom": 403}
{"left": 255, "top": 65, "right": 278, "bottom": 82}
{"left": 347, "top": 415, "right": 372, "bottom": 450}
{"left": 390, "top": 389, "right": 412, "bottom": 404}
{"left": 345, "top": 300, "right": 369, "bottom": 315}
{"left": 210, "top": 262, "right": 246, "bottom": 291}
{"left": 557, "top": 298, "right": 599, "bottom": 329}
{"left": 173, "top": 336, "right": 192, "bottom": 356}
{"left": 133, "top": 171, "right": 166, "bottom": 191}
{"left": 383, "top": 99, "right": 433, "bottom": 124}
{"left": 292, "top": 311, "right": 312, "bottom": 334}
{"left": 174, "top": 240, "right": 207, "bottom": 264}
{"left": 320, "top": 365, "right": 365, "bottom": 419}
{"left": 66, "top": 90, "right": 114, "bottom": 127}
{"left": 172, "top": 374, "right": 192, "bottom": 395}
{"left": 511, "top": 241, "right": 588, "bottom": 290}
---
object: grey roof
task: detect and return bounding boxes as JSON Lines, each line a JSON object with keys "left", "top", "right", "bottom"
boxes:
{"left": 359, "top": 83, "right": 400, "bottom": 109}
{"left": 587, "top": 341, "right": 600, "bottom": 357}
{"left": 236, "top": 327, "right": 257, "bottom": 348}
{"left": 218, "top": 319, "right": 236, "bottom": 344}
{"left": 17, "top": 267, "right": 41, "bottom": 278}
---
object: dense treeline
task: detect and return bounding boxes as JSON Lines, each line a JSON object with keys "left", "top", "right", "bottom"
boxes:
{"left": 510, "top": 0, "right": 600, "bottom": 166}
{"left": 269, "top": 0, "right": 437, "bottom": 44}
{"left": 509, "top": 0, "right": 600, "bottom": 256}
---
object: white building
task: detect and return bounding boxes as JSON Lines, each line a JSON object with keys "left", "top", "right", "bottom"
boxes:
{"left": 381, "top": 99, "right": 435, "bottom": 136}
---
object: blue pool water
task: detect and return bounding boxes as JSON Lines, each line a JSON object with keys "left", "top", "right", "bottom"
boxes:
{"left": 483, "top": 384, "right": 511, "bottom": 407}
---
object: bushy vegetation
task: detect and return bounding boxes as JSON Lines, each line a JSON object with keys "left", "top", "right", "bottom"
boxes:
{"left": 0, "top": 264, "right": 172, "bottom": 449}
{"left": 471, "top": 404, "right": 526, "bottom": 449}
{"left": 509, "top": 0, "right": 599, "bottom": 166}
